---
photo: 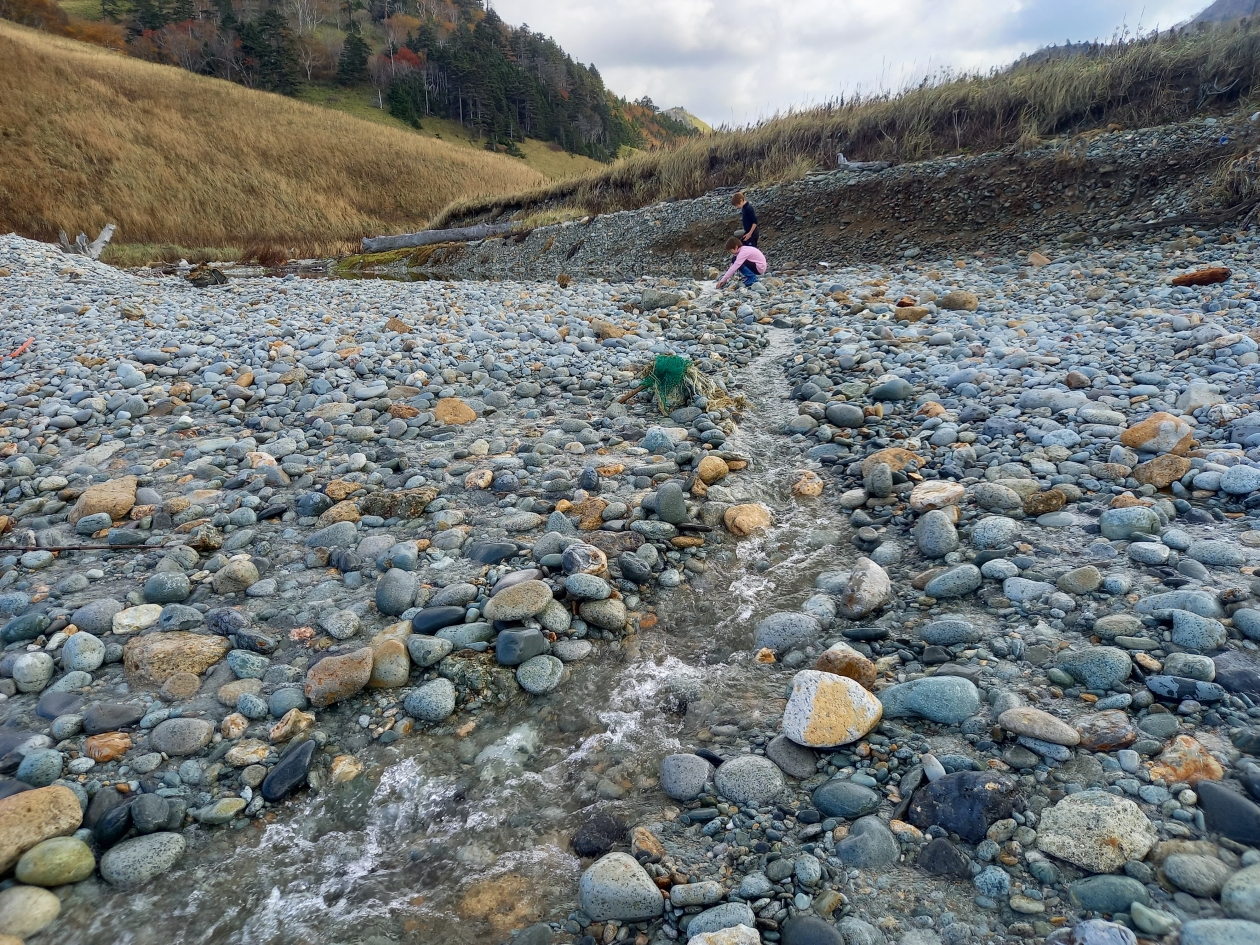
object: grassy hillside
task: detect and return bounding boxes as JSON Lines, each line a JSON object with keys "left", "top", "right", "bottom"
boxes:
{"left": 0, "top": 20, "right": 546, "bottom": 257}
{"left": 294, "top": 83, "right": 603, "bottom": 182}
{"left": 435, "top": 19, "right": 1260, "bottom": 228}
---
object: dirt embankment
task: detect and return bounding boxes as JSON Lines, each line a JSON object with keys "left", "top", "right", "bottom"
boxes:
{"left": 347, "top": 116, "right": 1259, "bottom": 282}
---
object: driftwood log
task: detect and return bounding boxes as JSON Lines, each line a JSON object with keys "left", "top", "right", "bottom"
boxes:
{"left": 361, "top": 223, "right": 516, "bottom": 253}
{"left": 58, "top": 224, "right": 116, "bottom": 261}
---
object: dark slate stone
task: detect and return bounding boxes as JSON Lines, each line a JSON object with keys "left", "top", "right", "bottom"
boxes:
{"left": 296, "top": 492, "right": 334, "bottom": 517}
{"left": 918, "top": 837, "right": 971, "bottom": 877}
{"left": 495, "top": 628, "right": 548, "bottom": 667}
{"left": 411, "top": 606, "right": 466, "bottom": 635}
{"left": 617, "top": 553, "right": 654, "bottom": 585}
{"left": 205, "top": 607, "right": 251, "bottom": 636}
{"left": 83, "top": 702, "right": 145, "bottom": 735}
{"left": 232, "top": 628, "right": 278, "bottom": 655}
{"left": 765, "top": 735, "right": 818, "bottom": 779}
{"left": 36, "top": 692, "right": 84, "bottom": 720}
{"left": 907, "top": 770, "right": 1021, "bottom": 842}
{"left": 85, "top": 785, "right": 128, "bottom": 828}
{"left": 130, "top": 794, "right": 171, "bottom": 834}
{"left": 571, "top": 810, "right": 627, "bottom": 858}
{"left": 466, "top": 541, "right": 519, "bottom": 564}
{"left": 1214, "top": 650, "right": 1260, "bottom": 696}
{"left": 1147, "top": 675, "right": 1227, "bottom": 702}
{"left": 92, "top": 802, "right": 133, "bottom": 848}
{"left": 781, "top": 915, "right": 844, "bottom": 945}
{"left": 1, "top": 613, "right": 50, "bottom": 644}
{"left": 261, "top": 739, "right": 316, "bottom": 802}
{"left": 813, "top": 780, "right": 881, "bottom": 819}
{"left": 1233, "top": 728, "right": 1260, "bottom": 756}
{"left": 1199, "top": 780, "right": 1260, "bottom": 845}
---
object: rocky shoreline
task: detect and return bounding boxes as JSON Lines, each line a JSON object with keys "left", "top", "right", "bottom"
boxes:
{"left": 2, "top": 220, "right": 1260, "bottom": 945}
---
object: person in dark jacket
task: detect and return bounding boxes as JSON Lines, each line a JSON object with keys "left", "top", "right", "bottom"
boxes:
{"left": 732, "top": 192, "right": 759, "bottom": 247}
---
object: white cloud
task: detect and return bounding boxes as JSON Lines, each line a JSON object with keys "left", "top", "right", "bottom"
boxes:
{"left": 490, "top": 0, "right": 1208, "bottom": 125}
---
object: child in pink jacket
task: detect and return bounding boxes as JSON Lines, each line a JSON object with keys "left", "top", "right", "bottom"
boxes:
{"left": 717, "top": 237, "right": 767, "bottom": 289}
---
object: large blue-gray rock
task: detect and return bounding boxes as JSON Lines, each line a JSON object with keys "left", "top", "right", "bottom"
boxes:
{"left": 1135, "top": 590, "right": 1224, "bottom": 619}
{"left": 835, "top": 815, "right": 898, "bottom": 868}
{"left": 516, "top": 655, "right": 564, "bottom": 694}
{"left": 714, "top": 755, "right": 785, "bottom": 807}
{"left": 495, "top": 628, "right": 549, "bottom": 666}
{"left": 1222, "top": 465, "right": 1260, "bottom": 495}
{"left": 923, "top": 565, "right": 982, "bottom": 599}
{"left": 375, "top": 568, "right": 417, "bottom": 616}
{"left": 1170, "top": 609, "right": 1228, "bottom": 652}
{"left": 143, "top": 572, "right": 190, "bottom": 604}
{"left": 1222, "top": 864, "right": 1260, "bottom": 922}
{"left": 753, "top": 612, "right": 822, "bottom": 655}
{"left": 1234, "top": 609, "right": 1260, "bottom": 642}
{"left": 879, "top": 676, "right": 980, "bottom": 723}
{"left": 405, "top": 679, "right": 456, "bottom": 722}
{"left": 70, "top": 599, "right": 123, "bottom": 634}
{"left": 305, "top": 521, "right": 357, "bottom": 548}
{"left": 660, "top": 754, "right": 711, "bottom": 801}
{"left": 971, "top": 516, "right": 1020, "bottom": 549}
{"left": 578, "top": 852, "right": 664, "bottom": 921}
{"left": 1069, "top": 875, "right": 1151, "bottom": 913}
{"left": 1187, "top": 540, "right": 1245, "bottom": 568}
{"left": 100, "top": 832, "right": 187, "bottom": 886}
{"left": 1100, "top": 506, "right": 1162, "bottom": 540}
{"left": 920, "top": 618, "right": 979, "bottom": 646}
{"left": 61, "top": 632, "right": 105, "bottom": 672}
{"left": 1057, "top": 647, "right": 1131, "bottom": 690}
{"left": 406, "top": 635, "right": 453, "bottom": 668}
{"left": 813, "top": 779, "right": 881, "bottom": 819}
{"left": 914, "top": 510, "right": 958, "bottom": 558}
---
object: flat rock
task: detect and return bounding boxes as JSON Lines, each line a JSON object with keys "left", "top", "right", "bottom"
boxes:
{"left": 1037, "top": 790, "right": 1157, "bottom": 873}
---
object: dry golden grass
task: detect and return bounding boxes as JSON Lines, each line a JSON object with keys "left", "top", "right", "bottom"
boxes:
{"left": 0, "top": 21, "right": 545, "bottom": 255}
{"left": 434, "top": 20, "right": 1260, "bottom": 227}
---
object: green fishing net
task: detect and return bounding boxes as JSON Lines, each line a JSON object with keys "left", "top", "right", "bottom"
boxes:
{"left": 631, "top": 354, "right": 744, "bottom": 415}
{"left": 641, "top": 355, "right": 691, "bottom": 412}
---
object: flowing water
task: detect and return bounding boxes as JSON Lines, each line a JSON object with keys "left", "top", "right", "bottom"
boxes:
{"left": 62, "top": 328, "right": 861, "bottom": 945}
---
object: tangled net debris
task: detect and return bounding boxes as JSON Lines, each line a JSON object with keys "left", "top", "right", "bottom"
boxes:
{"left": 627, "top": 355, "right": 744, "bottom": 414}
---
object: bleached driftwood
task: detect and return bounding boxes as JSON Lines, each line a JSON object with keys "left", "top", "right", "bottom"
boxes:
{"left": 361, "top": 222, "right": 516, "bottom": 253}
{"left": 58, "top": 224, "right": 117, "bottom": 261}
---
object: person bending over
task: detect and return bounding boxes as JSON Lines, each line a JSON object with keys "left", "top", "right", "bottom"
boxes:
{"left": 717, "top": 238, "right": 766, "bottom": 289}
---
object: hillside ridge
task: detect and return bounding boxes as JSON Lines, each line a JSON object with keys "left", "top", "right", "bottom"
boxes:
{"left": 0, "top": 20, "right": 544, "bottom": 257}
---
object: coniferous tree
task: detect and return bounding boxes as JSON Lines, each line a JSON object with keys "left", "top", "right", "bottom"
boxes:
{"left": 336, "top": 29, "right": 369, "bottom": 85}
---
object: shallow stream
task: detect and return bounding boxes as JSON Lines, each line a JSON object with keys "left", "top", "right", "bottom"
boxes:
{"left": 62, "top": 328, "right": 860, "bottom": 945}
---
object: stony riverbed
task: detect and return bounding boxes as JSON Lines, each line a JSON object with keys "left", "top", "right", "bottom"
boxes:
{"left": 2, "top": 228, "right": 1260, "bottom": 945}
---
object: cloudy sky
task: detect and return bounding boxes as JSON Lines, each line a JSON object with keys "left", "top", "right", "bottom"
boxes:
{"left": 491, "top": 0, "right": 1210, "bottom": 126}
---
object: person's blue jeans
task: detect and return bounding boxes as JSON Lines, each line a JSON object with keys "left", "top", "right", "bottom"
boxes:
{"left": 738, "top": 261, "right": 760, "bottom": 286}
